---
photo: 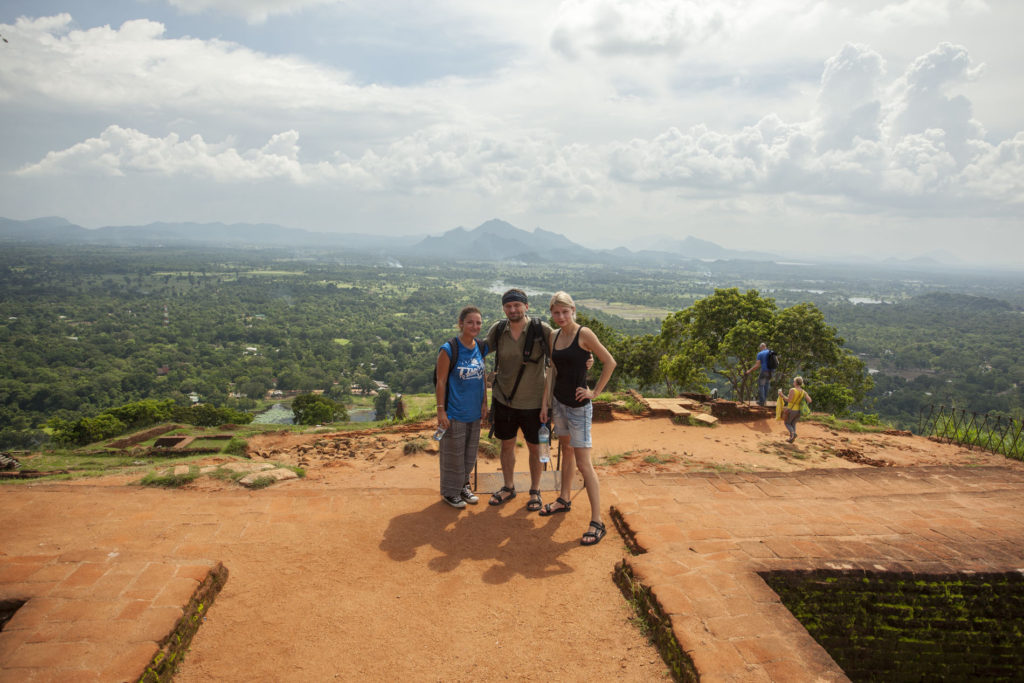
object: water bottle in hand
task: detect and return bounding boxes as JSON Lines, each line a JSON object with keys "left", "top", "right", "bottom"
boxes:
{"left": 538, "top": 424, "right": 550, "bottom": 464}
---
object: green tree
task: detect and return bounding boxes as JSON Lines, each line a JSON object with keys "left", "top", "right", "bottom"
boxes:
{"left": 292, "top": 393, "right": 347, "bottom": 425}
{"left": 353, "top": 373, "right": 376, "bottom": 396}
{"left": 171, "top": 403, "right": 253, "bottom": 427}
{"left": 659, "top": 288, "right": 774, "bottom": 397}
{"left": 105, "top": 398, "right": 176, "bottom": 429}
{"left": 576, "top": 314, "right": 622, "bottom": 390}
{"left": 48, "top": 413, "right": 126, "bottom": 446}
{"left": 805, "top": 351, "right": 874, "bottom": 415}
{"left": 659, "top": 289, "right": 869, "bottom": 408}
{"left": 613, "top": 333, "right": 664, "bottom": 391}
{"left": 374, "top": 389, "right": 392, "bottom": 421}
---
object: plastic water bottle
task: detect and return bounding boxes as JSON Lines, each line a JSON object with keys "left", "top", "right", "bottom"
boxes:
{"left": 538, "top": 424, "right": 550, "bottom": 464}
{"left": 433, "top": 427, "right": 446, "bottom": 441}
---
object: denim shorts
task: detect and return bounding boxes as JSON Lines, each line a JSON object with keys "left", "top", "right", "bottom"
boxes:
{"left": 551, "top": 398, "right": 592, "bottom": 448}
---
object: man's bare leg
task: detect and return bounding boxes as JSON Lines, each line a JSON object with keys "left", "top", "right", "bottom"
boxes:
{"left": 526, "top": 442, "right": 542, "bottom": 492}
{"left": 488, "top": 437, "right": 518, "bottom": 504}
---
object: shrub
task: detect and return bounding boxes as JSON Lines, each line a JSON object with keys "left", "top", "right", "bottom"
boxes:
{"left": 49, "top": 414, "right": 127, "bottom": 446}
{"left": 222, "top": 437, "right": 248, "bottom": 456}
{"left": 404, "top": 438, "right": 429, "bottom": 455}
{"left": 622, "top": 395, "right": 646, "bottom": 415}
{"left": 809, "top": 384, "right": 856, "bottom": 416}
{"left": 105, "top": 399, "right": 176, "bottom": 430}
{"left": 292, "top": 394, "right": 348, "bottom": 425}
{"left": 477, "top": 436, "right": 500, "bottom": 458}
{"left": 140, "top": 467, "right": 199, "bottom": 488}
{"left": 173, "top": 404, "right": 253, "bottom": 427}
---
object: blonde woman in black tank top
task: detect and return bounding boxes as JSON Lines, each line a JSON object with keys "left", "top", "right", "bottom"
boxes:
{"left": 539, "top": 291, "right": 617, "bottom": 546}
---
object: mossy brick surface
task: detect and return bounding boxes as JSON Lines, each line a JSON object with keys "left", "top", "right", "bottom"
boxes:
{"left": 762, "top": 570, "right": 1024, "bottom": 681}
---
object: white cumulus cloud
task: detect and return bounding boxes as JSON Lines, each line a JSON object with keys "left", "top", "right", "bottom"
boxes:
{"left": 0, "top": 14, "right": 411, "bottom": 117}
{"left": 550, "top": 0, "right": 729, "bottom": 60}
{"left": 607, "top": 42, "right": 1023, "bottom": 212}
{"left": 18, "top": 126, "right": 308, "bottom": 183}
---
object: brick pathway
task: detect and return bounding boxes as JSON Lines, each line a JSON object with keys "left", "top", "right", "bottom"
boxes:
{"left": 2, "top": 464, "right": 1023, "bottom": 681}
{"left": 604, "top": 465, "right": 1024, "bottom": 682}
{"left": 0, "top": 550, "right": 224, "bottom": 682}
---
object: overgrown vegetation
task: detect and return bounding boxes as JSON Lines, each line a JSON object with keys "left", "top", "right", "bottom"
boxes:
{"left": 477, "top": 435, "right": 500, "bottom": 458}
{"left": 140, "top": 466, "right": 200, "bottom": 488}
{"left": 1, "top": 245, "right": 1021, "bottom": 450}
{"left": 926, "top": 411, "right": 1024, "bottom": 460}
{"left": 601, "top": 452, "right": 627, "bottom": 465}
{"left": 292, "top": 393, "right": 348, "bottom": 425}
{"left": 222, "top": 436, "right": 248, "bottom": 455}
{"left": 46, "top": 398, "right": 252, "bottom": 447}
{"left": 621, "top": 395, "right": 646, "bottom": 415}
{"left": 806, "top": 414, "right": 893, "bottom": 434}
{"left": 403, "top": 438, "right": 429, "bottom": 455}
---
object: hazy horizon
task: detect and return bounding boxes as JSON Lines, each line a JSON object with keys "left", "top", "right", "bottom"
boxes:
{"left": 1, "top": 2, "right": 1022, "bottom": 266}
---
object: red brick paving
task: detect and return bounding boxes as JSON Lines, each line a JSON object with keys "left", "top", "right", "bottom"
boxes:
{"left": 606, "top": 464, "right": 1024, "bottom": 680}
{"left": 0, "top": 549, "right": 218, "bottom": 682}
{"left": 2, "top": 463, "right": 1024, "bottom": 680}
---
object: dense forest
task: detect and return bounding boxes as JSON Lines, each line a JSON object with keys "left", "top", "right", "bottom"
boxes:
{"left": 1, "top": 245, "right": 1021, "bottom": 448}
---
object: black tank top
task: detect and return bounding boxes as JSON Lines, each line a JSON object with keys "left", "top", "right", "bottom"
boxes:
{"left": 552, "top": 327, "right": 590, "bottom": 407}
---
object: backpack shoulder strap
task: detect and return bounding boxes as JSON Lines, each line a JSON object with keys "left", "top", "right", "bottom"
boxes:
{"left": 448, "top": 337, "right": 460, "bottom": 368}
{"left": 438, "top": 337, "right": 460, "bottom": 411}
{"left": 492, "top": 320, "right": 508, "bottom": 372}
{"left": 532, "top": 318, "right": 550, "bottom": 364}
{"left": 522, "top": 318, "right": 550, "bottom": 366}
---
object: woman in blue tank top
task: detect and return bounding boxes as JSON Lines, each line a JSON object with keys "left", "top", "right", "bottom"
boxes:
{"left": 539, "top": 291, "right": 617, "bottom": 546}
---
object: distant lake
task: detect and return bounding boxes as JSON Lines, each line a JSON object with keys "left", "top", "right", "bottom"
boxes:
{"left": 488, "top": 281, "right": 546, "bottom": 297}
{"left": 252, "top": 403, "right": 293, "bottom": 424}
{"left": 349, "top": 408, "right": 376, "bottom": 422}
{"left": 252, "top": 403, "right": 376, "bottom": 424}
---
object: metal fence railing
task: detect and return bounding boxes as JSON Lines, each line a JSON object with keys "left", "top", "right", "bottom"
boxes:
{"left": 918, "top": 405, "right": 1024, "bottom": 461}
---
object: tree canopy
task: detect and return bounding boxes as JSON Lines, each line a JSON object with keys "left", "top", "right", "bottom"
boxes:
{"left": 658, "top": 288, "right": 872, "bottom": 413}
{"left": 292, "top": 394, "right": 348, "bottom": 425}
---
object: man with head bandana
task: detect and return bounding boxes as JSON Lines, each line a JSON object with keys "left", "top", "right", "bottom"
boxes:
{"left": 484, "top": 288, "right": 556, "bottom": 511}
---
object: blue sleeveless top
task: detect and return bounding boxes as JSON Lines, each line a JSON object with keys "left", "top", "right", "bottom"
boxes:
{"left": 440, "top": 338, "right": 488, "bottom": 422}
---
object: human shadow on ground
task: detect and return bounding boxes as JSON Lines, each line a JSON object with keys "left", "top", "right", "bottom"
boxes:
{"left": 379, "top": 496, "right": 584, "bottom": 584}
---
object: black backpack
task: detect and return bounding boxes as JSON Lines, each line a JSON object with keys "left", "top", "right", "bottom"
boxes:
{"left": 767, "top": 349, "right": 779, "bottom": 371}
{"left": 432, "top": 337, "right": 459, "bottom": 411}
{"left": 492, "top": 317, "right": 549, "bottom": 403}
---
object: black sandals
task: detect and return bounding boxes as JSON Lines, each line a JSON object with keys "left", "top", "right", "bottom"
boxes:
{"left": 488, "top": 485, "right": 516, "bottom": 506}
{"left": 538, "top": 497, "right": 572, "bottom": 516}
{"left": 580, "top": 520, "right": 606, "bottom": 546}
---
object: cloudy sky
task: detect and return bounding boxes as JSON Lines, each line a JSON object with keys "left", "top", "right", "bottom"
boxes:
{"left": 1, "top": 1, "right": 1022, "bottom": 265}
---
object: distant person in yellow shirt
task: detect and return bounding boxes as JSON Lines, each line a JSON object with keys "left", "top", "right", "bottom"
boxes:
{"left": 779, "top": 376, "right": 811, "bottom": 443}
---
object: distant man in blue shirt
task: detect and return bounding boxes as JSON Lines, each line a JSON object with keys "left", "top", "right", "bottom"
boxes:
{"left": 745, "top": 342, "right": 772, "bottom": 406}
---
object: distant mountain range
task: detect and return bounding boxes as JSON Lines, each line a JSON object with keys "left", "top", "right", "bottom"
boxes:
{"left": 0, "top": 216, "right": 775, "bottom": 265}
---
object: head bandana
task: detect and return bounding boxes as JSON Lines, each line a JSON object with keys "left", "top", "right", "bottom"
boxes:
{"left": 501, "top": 290, "right": 529, "bottom": 305}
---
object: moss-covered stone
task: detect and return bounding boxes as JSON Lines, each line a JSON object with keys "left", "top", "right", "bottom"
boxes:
{"left": 761, "top": 570, "right": 1024, "bottom": 681}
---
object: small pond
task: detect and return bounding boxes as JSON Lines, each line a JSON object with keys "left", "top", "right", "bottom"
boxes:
{"left": 252, "top": 403, "right": 376, "bottom": 424}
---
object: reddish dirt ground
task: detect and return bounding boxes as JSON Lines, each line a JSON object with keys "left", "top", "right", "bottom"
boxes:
{"left": 237, "top": 411, "right": 1002, "bottom": 483}
{"left": 10, "top": 412, "right": 1013, "bottom": 681}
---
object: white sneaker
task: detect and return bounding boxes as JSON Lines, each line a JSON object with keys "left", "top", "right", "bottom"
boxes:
{"left": 460, "top": 486, "right": 479, "bottom": 504}
{"left": 443, "top": 495, "right": 466, "bottom": 509}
